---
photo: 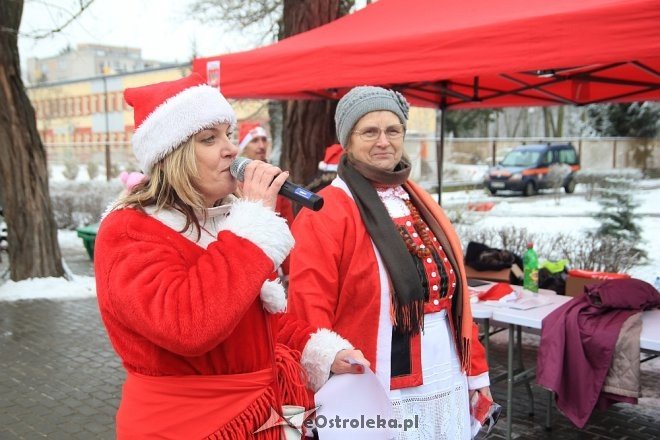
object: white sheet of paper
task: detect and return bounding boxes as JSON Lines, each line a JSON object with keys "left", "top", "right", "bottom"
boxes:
{"left": 507, "top": 296, "right": 551, "bottom": 310}
{"left": 482, "top": 293, "right": 551, "bottom": 310}
{"left": 314, "top": 367, "right": 395, "bottom": 440}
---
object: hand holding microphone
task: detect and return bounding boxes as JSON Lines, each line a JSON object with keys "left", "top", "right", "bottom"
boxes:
{"left": 230, "top": 158, "right": 324, "bottom": 211}
{"left": 232, "top": 159, "right": 288, "bottom": 211}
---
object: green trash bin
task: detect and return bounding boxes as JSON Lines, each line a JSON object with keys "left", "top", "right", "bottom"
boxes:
{"left": 76, "top": 223, "right": 99, "bottom": 261}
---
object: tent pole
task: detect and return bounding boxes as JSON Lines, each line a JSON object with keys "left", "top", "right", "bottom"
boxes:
{"left": 435, "top": 93, "right": 447, "bottom": 204}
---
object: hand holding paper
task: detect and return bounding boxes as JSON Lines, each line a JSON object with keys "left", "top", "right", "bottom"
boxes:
{"left": 331, "top": 349, "right": 370, "bottom": 374}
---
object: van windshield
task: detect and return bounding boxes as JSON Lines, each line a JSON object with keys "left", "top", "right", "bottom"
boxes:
{"left": 501, "top": 150, "right": 542, "bottom": 167}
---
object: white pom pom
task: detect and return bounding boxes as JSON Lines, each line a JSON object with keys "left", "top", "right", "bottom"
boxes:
{"left": 260, "top": 279, "right": 287, "bottom": 314}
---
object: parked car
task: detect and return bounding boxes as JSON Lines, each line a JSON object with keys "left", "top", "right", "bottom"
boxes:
{"left": 484, "top": 143, "right": 580, "bottom": 196}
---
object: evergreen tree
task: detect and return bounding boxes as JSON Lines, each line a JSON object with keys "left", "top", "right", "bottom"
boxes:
{"left": 584, "top": 102, "right": 660, "bottom": 137}
{"left": 593, "top": 175, "right": 647, "bottom": 262}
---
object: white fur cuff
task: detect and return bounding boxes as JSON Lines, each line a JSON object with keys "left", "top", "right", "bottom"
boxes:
{"left": 220, "top": 200, "right": 294, "bottom": 270}
{"left": 468, "top": 372, "right": 490, "bottom": 390}
{"left": 301, "top": 328, "right": 353, "bottom": 392}
{"left": 260, "top": 279, "right": 287, "bottom": 314}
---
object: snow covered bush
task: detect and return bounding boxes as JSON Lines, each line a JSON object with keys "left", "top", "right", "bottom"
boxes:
{"left": 456, "top": 225, "right": 643, "bottom": 274}
{"left": 61, "top": 161, "right": 79, "bottom": 181}
{"left": 574, "top": 168, "right": 642, "bottom": 201}
{"left": 50, "top": 181, "right": 122, "bottom": 229}
{"left": 87, "top": 162, "right": 100, "bottom": 180}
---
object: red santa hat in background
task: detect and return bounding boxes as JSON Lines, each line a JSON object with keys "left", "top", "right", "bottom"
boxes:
{"left": 318, "top": 143, "right": 343, "bottom": 172}
{"left": 238, "top": 122, "right": 269, "bottom": 154}
{"left": 124, "top": 73, "right": 236, "bottom": 173}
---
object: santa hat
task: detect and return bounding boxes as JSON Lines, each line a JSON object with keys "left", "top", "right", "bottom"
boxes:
{"left": 124, "top": 73, "right": 236, "bottom": 173}
{"left": 318, "top": 143, "right": 343, "bottom": 172}
{"left": 238, "top": 122, "right": 269, "bottom": 153}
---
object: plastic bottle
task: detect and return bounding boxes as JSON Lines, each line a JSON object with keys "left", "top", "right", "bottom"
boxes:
{"left": 523, "top": 242, "right": 539, "bottom": 293}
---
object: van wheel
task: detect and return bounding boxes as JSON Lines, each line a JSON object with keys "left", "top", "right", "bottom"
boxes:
{"left": 523, "top": 181, "right": 536, "bottom": 197}
{"left": 487, "top": 187, "right": 498, "bottom": 196}
{"left": 564, "top": 179, "right": 576, "bottom": 194}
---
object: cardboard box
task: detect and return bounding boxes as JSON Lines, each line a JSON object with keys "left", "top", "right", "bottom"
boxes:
{"left": 565, "top": 275, "right": 606, "bottom": 297}
{"left": 465, "top": 265, "right": 511, "bottom": 283}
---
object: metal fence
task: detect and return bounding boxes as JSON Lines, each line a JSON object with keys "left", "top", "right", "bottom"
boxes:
{"left": 46, "top": 137, "right": 660, "bottom": 183}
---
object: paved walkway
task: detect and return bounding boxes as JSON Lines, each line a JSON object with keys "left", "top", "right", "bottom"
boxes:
{"left": 1, "top": 243, "right": 659, "bottom": 438}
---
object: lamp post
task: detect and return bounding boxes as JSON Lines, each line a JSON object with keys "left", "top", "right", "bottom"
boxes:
{"left": 102, "top": 74, "right": 112, "bottom": 181}
{"left": 435, "top": 86, "right": 447, "bottom": 205}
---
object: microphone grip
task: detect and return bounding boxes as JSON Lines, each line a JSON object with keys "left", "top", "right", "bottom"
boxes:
{"left": 280, "top": 180, "right": 324, "bottom": 211}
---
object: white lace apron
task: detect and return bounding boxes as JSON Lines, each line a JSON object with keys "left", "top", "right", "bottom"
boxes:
{"left": 389, "top": 310, "right": 471, "bottom": 440}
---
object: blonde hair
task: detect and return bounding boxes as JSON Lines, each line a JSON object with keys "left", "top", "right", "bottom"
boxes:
{"left": 113, "top": 137, "right": 208, "bottom": 237}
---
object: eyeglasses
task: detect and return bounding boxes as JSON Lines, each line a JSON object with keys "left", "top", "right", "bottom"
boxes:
{"left": 352, "top": 124, "right": 406, "bottom": 142}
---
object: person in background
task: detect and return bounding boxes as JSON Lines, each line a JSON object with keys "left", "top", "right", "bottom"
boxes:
{"left": 239, "top": 122, "right": 295, "bottom": 277}
{"left": 238, "top": 123, "right": 270, "bottom": 162}
{"left": 288, "top": 86, "right": 490, "bottom": 439}
{"left": 94, "top": 73, "right": 368, "bottom": 439}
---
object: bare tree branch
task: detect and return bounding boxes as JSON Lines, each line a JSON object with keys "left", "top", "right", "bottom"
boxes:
{"left": 19, "top": 0, "right": 95, "bottom": 40}
{"left": 188, "top": 0, "right": 282, "bottom": 44}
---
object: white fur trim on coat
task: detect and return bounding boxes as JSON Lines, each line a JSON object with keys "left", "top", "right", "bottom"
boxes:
{"left": 301, "top": 328, "right": 353, "bottom": 392}
{"left": 260, "top": 279, "right": 287, "bottom": 314}
{"left": 132, "top": 85, "right": 236, "bottom": 174}
{"left": 219, "top": 199, "right": 294, "bottom": 270}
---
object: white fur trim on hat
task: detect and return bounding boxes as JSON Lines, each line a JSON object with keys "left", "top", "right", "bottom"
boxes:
{"left": 260, "top": 278, "right": 287, "bottom": 313}
{"left": 132, "top": 85, "right": 236, "bottom": 173}
{"left": 238, "top": 126, "right": 268, "bottom": 153}
{"left": 301, "top": 328, "right": 353, "bottom": 392}
{"left": 318, "top": 161, "right": 338, "bottom": 172}
{"left": 219, "top": 199, "right": 294, "bottom": 270}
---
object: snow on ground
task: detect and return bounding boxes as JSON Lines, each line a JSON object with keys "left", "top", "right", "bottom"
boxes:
{"left": 484, "top": 183, "right": 657, "bottom": 282}
{"left": 0, "top": 180, "right": 658, "bottom": 301}
{"left": 0, "top": 275, "right": 95, "bottom": 301}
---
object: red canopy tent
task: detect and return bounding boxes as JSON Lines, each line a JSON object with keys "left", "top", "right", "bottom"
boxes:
{"left": 194, "top": 0, "right": 660, "bottom": 107}
{"left": 193, "top": 0, "right": 660, "bottom": 193}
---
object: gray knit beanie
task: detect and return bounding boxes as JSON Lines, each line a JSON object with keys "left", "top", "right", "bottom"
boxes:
{"left": 335, "top": 86, "right": 410, "bottom": 148}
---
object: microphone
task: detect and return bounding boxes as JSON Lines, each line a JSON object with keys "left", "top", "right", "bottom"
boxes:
{"left": 230, "top": 157, "right": 324, "bottom": 211}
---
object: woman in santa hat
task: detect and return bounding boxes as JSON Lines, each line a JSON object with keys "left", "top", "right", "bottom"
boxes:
{"left": 288, "top": 86, "right": 491, "bottom": 439}
{"left": 94, "top": 73, "right": 367, "bottom": 439}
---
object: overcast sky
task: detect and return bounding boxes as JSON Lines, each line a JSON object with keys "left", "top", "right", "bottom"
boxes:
{"left": 19, "top": 0, "right": 265, "bottom": 65}
{"left": 19, "top": 0, "right": 370, "bottom": 66}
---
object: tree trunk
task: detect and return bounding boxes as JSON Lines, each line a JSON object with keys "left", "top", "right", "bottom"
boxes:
{"left": 556, "top": 106, "right": 564, "bottom": 137}
{"left": 0, "top": 0, "right": 64, "bottom": 280}
{"left": 280, "top": 0, "right": 353, "bottom": 185}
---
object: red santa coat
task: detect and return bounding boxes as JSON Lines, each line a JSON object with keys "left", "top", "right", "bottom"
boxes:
{"left": 95, "top": 202, "right": 350, "bottom": 438}
{"left": 288, "top": 180, "right": 488, "bottom": 390}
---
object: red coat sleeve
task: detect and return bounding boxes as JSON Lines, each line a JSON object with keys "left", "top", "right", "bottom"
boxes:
{"left": 273, "top": 313, "right": 316, "bottom": 353}
{"left": 469, "top": 321, "right": 489, "bottom": 378}
{"left": 96, "top": 214, "right": 274, "bottom": 357}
